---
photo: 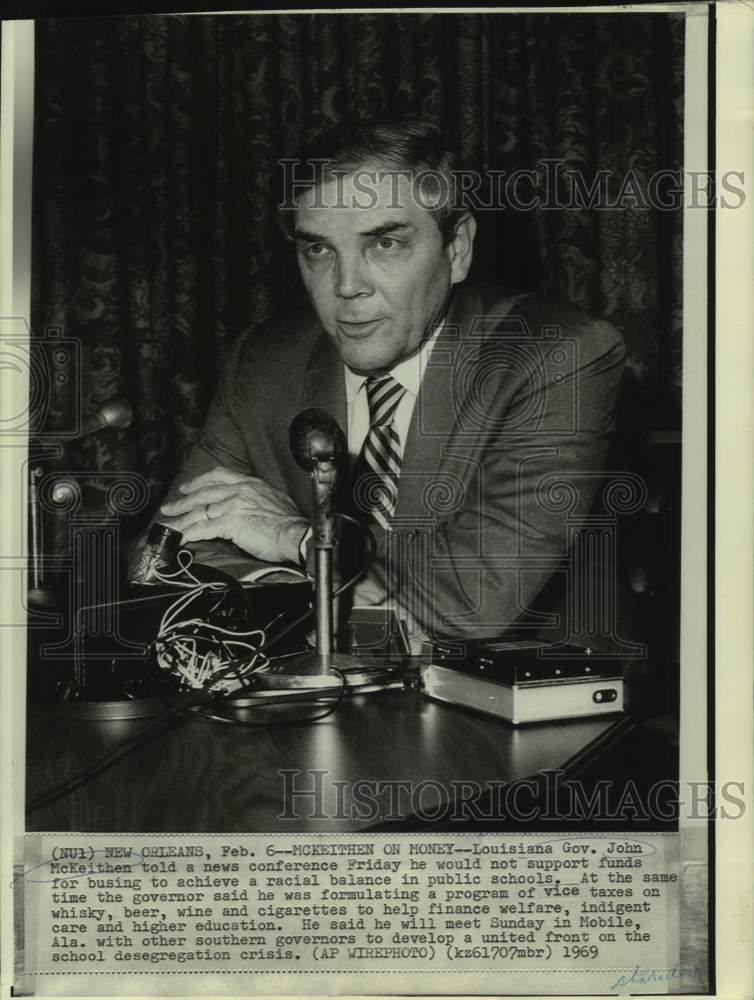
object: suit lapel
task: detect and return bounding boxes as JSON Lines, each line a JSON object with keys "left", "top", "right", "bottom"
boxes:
{"left": 394, "top": 285, "right": 485, "bottom": 521}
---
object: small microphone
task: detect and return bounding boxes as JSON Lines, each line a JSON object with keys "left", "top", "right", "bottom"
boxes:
{"left": 73, "top": 398, "right": 133, "bottom": 440}
{"left": 289, "top": 408, "right": 346, "bottom": 470}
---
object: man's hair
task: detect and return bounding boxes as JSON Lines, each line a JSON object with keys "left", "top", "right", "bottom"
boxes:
{"left": 278, "top": 117, "right": 467, "bottom": 245}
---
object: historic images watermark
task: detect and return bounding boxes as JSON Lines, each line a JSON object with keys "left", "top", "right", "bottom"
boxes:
{"left": 278, "top": 162, "right": 746, "bottom": 214}
{"left": 277, "top": 769, "right": 745, "bottom": 825}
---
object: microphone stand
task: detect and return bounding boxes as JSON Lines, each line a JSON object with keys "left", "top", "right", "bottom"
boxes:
{"left": 245, "top": 456, "right": 345, "bottom": 694}
{"left": 218, "top": 406, "right": 402, "bottom": 705}
{"left": 239, "top": 443, "right": 394, "bottom": 701}
{"left": 311, "top": 455, "right": 337, "bottom": 670}
{"left": 29, "top": 463, "right": 45, "bottom": 593}
{"left": 26, "top": 442, "right": 70, "bottom": 610}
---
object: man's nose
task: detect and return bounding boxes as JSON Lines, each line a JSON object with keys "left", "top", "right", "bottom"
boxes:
{"left": 334, "top": 253, "right": 372, "bottom": 298}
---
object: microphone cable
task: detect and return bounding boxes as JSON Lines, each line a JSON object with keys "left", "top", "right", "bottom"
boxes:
{"left": 26, "top": 513, "right": 377, "bottom": 814}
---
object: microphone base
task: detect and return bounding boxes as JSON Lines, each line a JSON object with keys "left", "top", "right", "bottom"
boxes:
{"left": 53, "top": 682, "right": 166, "bottom": 720}
{"left": 227, "top": 651, "right": 403, "bottom": 704}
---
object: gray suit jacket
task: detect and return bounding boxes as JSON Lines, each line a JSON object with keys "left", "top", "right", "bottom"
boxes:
{"left": 167, "top": 282, "right": 627, "bottom": 642}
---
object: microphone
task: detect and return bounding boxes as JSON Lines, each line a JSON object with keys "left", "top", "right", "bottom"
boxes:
{"left": 72, "top": 398, "right": 133, "bottom": 440}
{"left": 247, "top": 408, "right": 390, "bottom": 693}
{"left": 288, "top": 408, "right": 347, "bottom": 667}
{"left": 289, "top": 407, "right": 346, "bottom": 469}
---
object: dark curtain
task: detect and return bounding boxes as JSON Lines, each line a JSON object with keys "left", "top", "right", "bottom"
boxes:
{"left": 31, "top": 12, "right": 684, "bottom": 550}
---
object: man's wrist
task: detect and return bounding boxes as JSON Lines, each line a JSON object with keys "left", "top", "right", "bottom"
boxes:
{"left": 297, "top": 526, "right": 314, "bottom": 572}
{"left": 276, "top": 516, "right": 311, "bottom": 565}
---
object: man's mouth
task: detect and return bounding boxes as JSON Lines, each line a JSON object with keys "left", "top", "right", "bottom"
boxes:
{"left": 336, "top": 318, "right": 386, "bottom": 338}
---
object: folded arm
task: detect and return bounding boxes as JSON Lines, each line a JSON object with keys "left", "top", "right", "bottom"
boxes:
{"left": 133, "top": 331, "right": 308, "bottom": 572}
{"left": 159, "top": 466, "right": 308, "bottom": 565}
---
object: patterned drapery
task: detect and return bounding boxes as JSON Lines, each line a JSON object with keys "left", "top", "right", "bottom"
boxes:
{"left": 31, "top": 12, "right": 684, "bottom": 548}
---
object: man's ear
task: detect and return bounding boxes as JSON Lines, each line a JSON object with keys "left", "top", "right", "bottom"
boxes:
{"left": 447, "top": 213, "right": 477, "bottom": 285}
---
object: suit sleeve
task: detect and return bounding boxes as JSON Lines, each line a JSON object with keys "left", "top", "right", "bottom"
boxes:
{"left": 159, "top": 331, "right": 256, "bottom": 506}
{"left": 379, "top": 318, "right": 626, "bottom": 640}
{"left": 131, "top": 332, "right": 258, "bottom": 568}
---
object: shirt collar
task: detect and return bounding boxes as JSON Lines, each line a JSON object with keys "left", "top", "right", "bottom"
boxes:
{"left": 344, "top": 322, "right": 444, "bottom": 403}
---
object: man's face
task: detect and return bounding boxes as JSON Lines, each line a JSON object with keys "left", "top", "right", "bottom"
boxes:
{"left": 293, "top": 166, "right": 475, "bottom": 373}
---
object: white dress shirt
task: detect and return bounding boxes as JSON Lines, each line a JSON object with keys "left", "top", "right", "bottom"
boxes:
{"left": 343, "top": 325, "right": 443, "bottom": 466}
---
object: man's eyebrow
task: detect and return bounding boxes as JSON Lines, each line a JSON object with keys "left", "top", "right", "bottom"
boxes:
{"left": 293, "top": 227, "right": 328, "bottom": 243}
{"left": 358, "top": 221, "right": 414, "bottom": 239}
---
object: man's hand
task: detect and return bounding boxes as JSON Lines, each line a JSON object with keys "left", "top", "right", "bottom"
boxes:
{"left": 159, "top": 466, "right": 308, "bottom": 565}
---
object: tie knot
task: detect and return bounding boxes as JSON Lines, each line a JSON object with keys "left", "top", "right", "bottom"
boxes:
{"left": 365, "top": 372, "right": 406, "bottom": 427}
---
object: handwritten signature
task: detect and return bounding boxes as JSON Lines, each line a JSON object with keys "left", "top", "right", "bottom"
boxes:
{"left": 610, "top": 963, "right": 704, "bottom": 992}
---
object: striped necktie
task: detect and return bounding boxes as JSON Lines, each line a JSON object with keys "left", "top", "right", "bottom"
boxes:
{"left": 352, "top": 372, "right": 408, "bottom": 529}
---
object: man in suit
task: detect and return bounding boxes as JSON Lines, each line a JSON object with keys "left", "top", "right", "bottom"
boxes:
{"left": 158, "top": 118, "right": 626, "bottom": 643}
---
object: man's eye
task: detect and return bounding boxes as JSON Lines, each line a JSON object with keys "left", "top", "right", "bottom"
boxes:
{"left": 373, "top": 236, "right": 401, "bottom": 252}
{"left": 303, "top": 243, "right": 330, "bottom": 258}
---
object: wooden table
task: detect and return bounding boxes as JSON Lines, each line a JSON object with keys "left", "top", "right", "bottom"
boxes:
{"left": 26, "top": 682, "right": 652, "bottom": 833}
